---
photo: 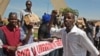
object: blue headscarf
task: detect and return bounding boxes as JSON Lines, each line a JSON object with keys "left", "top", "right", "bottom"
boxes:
{"left": 42, "top": 13, "right": 51, "bottom": 23}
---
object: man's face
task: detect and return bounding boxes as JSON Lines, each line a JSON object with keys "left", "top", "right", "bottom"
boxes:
{"left": 26, "top": 1, "right": 32, "bottom": 10}
{"left": 64, "top": 12, "right": 75, "bottom": 29}
{"left": 8, "top": 14, "right": 18, "bottom": 27}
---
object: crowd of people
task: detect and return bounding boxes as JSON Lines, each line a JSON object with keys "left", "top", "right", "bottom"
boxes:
{"left": 0, "top": 0, "right": 100, "bottom": 56}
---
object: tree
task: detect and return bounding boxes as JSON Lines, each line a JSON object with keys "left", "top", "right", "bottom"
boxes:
{"left": 60, "top": 7, "right": 79, "bottom": 17}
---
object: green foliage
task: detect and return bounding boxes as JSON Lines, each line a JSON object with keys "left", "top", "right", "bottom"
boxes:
{"left": 60, "top": 7, "right": 79, "bottom": 17}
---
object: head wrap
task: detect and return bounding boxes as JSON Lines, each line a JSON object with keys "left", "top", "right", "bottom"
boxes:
{"left": 42, "top": 13, "right": 51, "bottom": 23}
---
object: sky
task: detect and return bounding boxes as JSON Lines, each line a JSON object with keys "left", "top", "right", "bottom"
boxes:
{"left": 3, "top": 0, "right": 100, "bottom": 20}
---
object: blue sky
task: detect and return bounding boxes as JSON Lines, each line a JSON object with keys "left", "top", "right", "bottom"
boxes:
{"left": 3, "top": 0, "right": 100, "bottom": 20}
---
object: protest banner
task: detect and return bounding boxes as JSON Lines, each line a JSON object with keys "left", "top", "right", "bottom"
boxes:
{"left": 16, "top": 39, "right": 63, "bottom": 56}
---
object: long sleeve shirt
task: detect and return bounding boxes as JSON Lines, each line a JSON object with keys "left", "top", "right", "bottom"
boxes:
{"left": 95, "top": 30, "right": 100, "bottom": 41}
{"left": 50, "top": 25, "right": 99, "bottom": 56}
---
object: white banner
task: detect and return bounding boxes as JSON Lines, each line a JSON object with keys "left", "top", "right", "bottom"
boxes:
{"left": 16, "top": 39, "right": 63, "bottom": 56}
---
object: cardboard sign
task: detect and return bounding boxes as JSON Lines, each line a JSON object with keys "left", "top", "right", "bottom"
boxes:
{"left": 24, "top": 14, "right": 40, "bottom": 25}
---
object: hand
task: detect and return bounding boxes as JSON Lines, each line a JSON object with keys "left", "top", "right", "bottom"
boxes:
{"left": 26, "top": 25, "right": 33, "bottom": 30}
{"left": 52, "top": 36, "right": 61, "bottom": 39}
{"left": 33, "top": 37, "right": 39, "bottom": 42}
{"left": 51, "top": 10, "right": 57, "bottom": 17}
{"left": 7, "top": 46, "right": 17, "bottom": 51}
{"left": 48, "top": 38, "right": 54, "bottom": 42}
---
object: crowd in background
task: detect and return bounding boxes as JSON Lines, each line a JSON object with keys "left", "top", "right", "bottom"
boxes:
{"left": 0, "top": 0, "right": 100, "bottom": 56}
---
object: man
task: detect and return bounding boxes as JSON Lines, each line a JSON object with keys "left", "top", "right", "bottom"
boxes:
{"left": 20, "top": 0, "right": 32, "bottom": 25}
{"left": 20, "top": 0, "right": 34, "bottom": 44}
{"left": 38, "top": 13, "right": 53, "bottom": 41}
{"left": 49, "top": 11, "right": 100, "bottom": 56}
{"left": 96, "top": 26, "right": 100, "bottom": 50}
{"left": 95, "top": 26, "right": 100, "bottom": 48}
{"left": 0, "top": 12, "right": 22, "bottom": 56}
{"left": 38, "top": 13, "right": 52, "bottom": 56}
{"left": 38, "top": 13, "right": 58, "bottom": 56}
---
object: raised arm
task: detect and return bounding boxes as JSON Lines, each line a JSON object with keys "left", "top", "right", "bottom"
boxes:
{"left": 48, "top": 10, "right": 57, "bottom": 31}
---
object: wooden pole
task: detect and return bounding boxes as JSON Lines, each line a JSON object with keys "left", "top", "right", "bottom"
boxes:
{"left": 0, "top": 0, "right": 10, "bottom": 16}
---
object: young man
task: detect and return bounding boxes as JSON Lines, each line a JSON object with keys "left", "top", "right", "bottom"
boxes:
{"left": 0, "top": 12, "right": 22, "bottom": 56}
{"left": 38, "top": 13, "right": 58, "bottom": 56}
{"left": 49, "top": 11, "right": 100, "bottom": 56}
{"left": 20, "top": 0, "right": 34, "bottom": 44}
{"left": 20, "top": 0, "right": 33, "bottom": 24}
{"left": 38, "top": 13, "right": 53, "bottom": 41}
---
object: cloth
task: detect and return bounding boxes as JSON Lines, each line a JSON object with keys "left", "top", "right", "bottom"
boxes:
{"left": 0, "top": 29, "right": 7, "bottom": 56}
{"left": 1, "top": 26, "right": 20, "bottom": 46}
{"left": 42, "top": 13, "right": 51, "bottom": 23}
{"left": 0, "top": 21, "right": 4, "bottom": 27}
{"left": 20, "top": 9, "right": 40, "bottom": 25}
{"left": 38, "top": 23, "right": 50, "bottom": 40}
{"left": 85, "top": 24, "right": 94, "bottom": 44}
{"left": 50, "top": 25, "right": 99, "bottom": 56}
{"left": 20, "top": 9, "right": 32, "bottom": 21}
{"left": 20, "top": 9, "right": 34, "bottom": 44}
{"left": 0, "top": 26, "right": 21, "bottom": 56}
{"left": 95, "top": 30, "right": 100, "bottom": 41}
{"left": 20, "top": 27, "right": 34, "bottom": 44}
{"left": 20, "top": 9, "right": 32, "bottom": 26}
{"left": 0, "top": 39, "right": 3, "bottom": 48}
